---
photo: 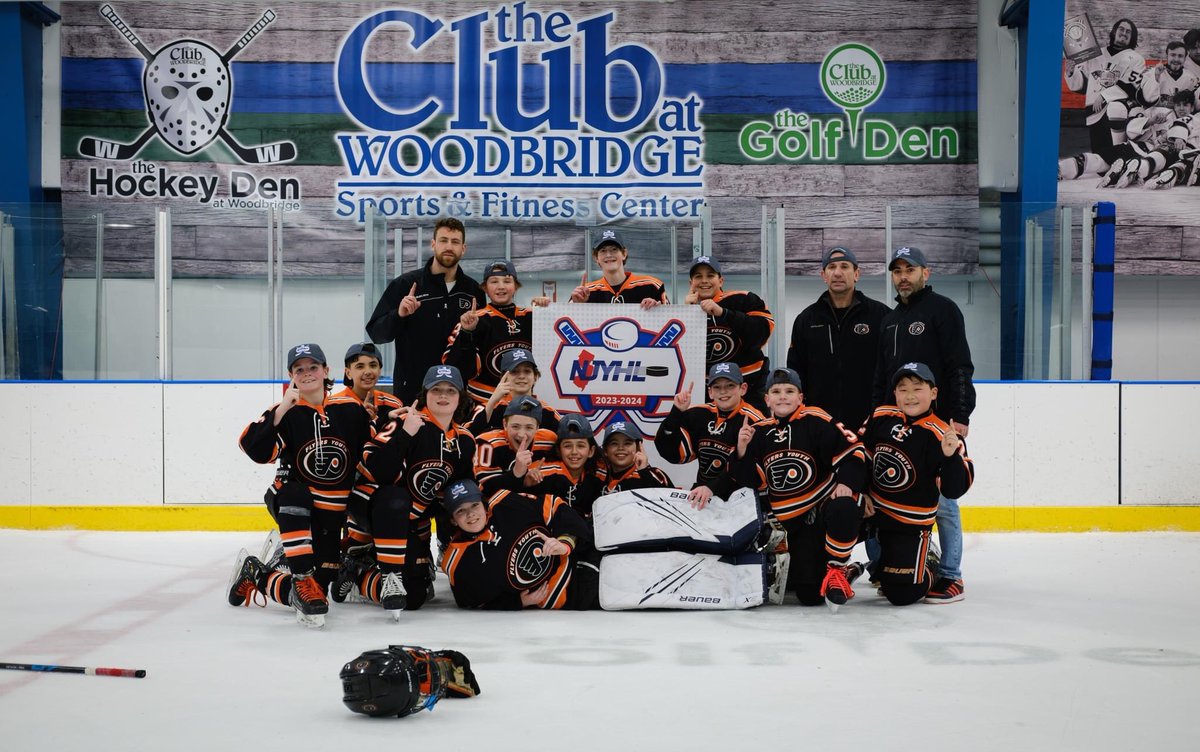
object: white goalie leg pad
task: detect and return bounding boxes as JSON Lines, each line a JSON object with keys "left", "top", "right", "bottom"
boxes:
{"left": 599, "top": 551, "right": 767, "bottom": 610}
{"left": 592, "top": 487, "right": 763, "bottom": 554}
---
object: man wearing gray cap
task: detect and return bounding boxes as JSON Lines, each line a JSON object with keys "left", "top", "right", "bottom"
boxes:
{"left": 787, "top": 246, "right": 890, "bottom": 431}
{"left": 871, "top": 246, "right": 975, "bottom": 603}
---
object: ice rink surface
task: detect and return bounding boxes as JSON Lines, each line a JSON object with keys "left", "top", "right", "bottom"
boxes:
{"left": 1, "top": 530, "right": 1197, "bottom": 752}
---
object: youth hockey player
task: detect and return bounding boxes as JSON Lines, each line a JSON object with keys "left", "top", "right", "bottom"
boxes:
{"left": 569, "top": 229, "right": 669, "bottom": 307}
{"left": 442, "top": 260, "right": 550, "bottom": 405}
{"left": 336, "top": 342, "right": 403, "bottom": 431}
{"left": 654, "top": 362, "right": 766, "bottom": 510}
{"left": 683, "top": 256, "right": 774, "bottom": 405}
{"left": 862, "top": 363, "right": 974, "bottom": 605}
{"left": 735, "top": 368, "right": 868, "bottom": 611}
{"left": 599, "top": 421, "right": 675, "bottom": 495}
{"left": 527, "top": 414, "right": 605, "bottom": 521}
{"left": 473, "top": 396, "right": 558, "bottom": 496}
{"left": 229, "top": 343, "right": 372, "bottom": 627}
{"left": 1099, "top": 90, "right": 1197, "bottom": 187}
{"left": 337, "top": 365, "right": 476, "bottom": 619}
{"left": 440, "top": 479, "right": 600, "bottom": 610}
{"left": 469, "top": 348, "right": 562, "bottom": 433}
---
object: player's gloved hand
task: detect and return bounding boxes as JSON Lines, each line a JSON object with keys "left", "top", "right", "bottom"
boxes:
{"left": 432, "top": 650, "right": 482, "bottom": 698}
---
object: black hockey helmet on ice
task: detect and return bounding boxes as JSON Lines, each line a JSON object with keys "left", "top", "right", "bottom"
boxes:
{"left": 340, "top": 645, "right": 447, "bottom": 718}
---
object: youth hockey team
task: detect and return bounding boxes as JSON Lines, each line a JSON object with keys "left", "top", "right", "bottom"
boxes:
{"left": 1060, "top": 20, "right": 1200, "bottom": 188}
{"left": 227, "top": 218, "right": 975, "bottom": 628}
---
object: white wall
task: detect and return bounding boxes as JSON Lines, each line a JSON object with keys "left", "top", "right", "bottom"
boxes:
{"left": 2, "top": 381, "right": 1197, "bottom": 508}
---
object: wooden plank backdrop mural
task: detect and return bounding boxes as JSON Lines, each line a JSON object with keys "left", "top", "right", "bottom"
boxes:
{"left": 59, "top": 1, "right": 979, "bottom": 280}
{"left": 1058, "top": 0, "right": 1200, "bottom": 274}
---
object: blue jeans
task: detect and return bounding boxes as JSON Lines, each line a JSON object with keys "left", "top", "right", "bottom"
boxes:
{"left": 935, "top": 495, "right": 963, "bottom": 580}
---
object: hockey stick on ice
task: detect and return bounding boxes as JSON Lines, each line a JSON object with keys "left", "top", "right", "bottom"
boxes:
{"left": 2, "top": 661, "right": 146, "bottom": 678}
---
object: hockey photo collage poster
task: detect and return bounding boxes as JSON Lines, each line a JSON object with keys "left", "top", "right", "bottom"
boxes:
{"left": 60, "top": 1, "right": 978, "bottom": 281}
{"left": 1058, "top": 0, "right": 1200, "bottom": 274}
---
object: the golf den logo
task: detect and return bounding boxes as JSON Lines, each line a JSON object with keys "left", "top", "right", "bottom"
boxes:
{"left": 81, "top": 5, "right": 295, "bottom": 165}
{"left": 820, "top": 43, "right": 886, "bottom": 148}
{"left": 738, "top": 42, "right": 960, "bottom": 162}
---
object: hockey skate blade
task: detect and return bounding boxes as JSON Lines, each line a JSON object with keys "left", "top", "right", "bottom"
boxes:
{"left": 387, "top": 609, "right": 403, "bottom": 622}
{"left": 294, "top": 610, "right": 325, "bottom": 629}
{"left": 825, "top": 599, "right": 842, "bottom": 614}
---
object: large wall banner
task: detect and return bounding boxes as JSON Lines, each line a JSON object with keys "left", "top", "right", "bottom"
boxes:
{"left": 60, "top": 1, "right": 977, "bottom": 277}
{"left": 1058, "top": 1, "right": 1200, "bottom": 274}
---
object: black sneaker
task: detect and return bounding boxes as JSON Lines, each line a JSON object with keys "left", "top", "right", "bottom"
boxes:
{"left": 226, "top": 550, "right": 268, "bottom": 607}
{"left": 924, "top": 577, "right": 965, "bottom": 603}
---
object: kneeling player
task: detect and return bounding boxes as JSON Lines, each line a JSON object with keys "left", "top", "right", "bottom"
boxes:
{"left": 526, "top": 414, "right": 605, "bottom": 521}
{"left": 440, "top": 480, "right": 600, "bottom": 610}
{"left": 862, "top": 363, "right": 974, "bottom": 605}
{"left": 735, "top": 368, "right": 868, "bottom": 611}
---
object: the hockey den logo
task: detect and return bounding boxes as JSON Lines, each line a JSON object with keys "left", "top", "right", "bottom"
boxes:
{"left": 82, "top": 4, "right": 296, "bottom": 164}
{"left": 80, "top": 4, "right": 301, "bottom": 208}
{"left": 738, "top": 42, "right": 961, "bottom": 162}
{"left": 549, "top": 316, "right": 684, "bottom": 415}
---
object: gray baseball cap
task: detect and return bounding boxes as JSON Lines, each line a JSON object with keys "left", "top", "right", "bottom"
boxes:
{"left": 422, "top": 364, "right": 465, "bottom": 391}
{"left": 888, "top": 246, "right": 929, "bottom": 269}
{"left": 287, "top": 343, "right": 327, "bottom": 370}
{"left": 603, "top": 420, "right": 643, "bottom": 444}
{"left": 765, "top": 367, "right": 803, "bottom": 391}
{"left": 892, "top": 362, "right": 937, "bottom": 388}
{"left": 500, "top": 348, "right": 538, "bottom": 373}
{"left": 821, "top": 246, "right": 859, "bottom": 268}
{"left": 443, "top": 479, "right": 484, "bottom": 515}
{"left": 503, "top": 395, "right": 544, "bottom": 423}
{"left": 706, "top": 362, "right": 744, "bottom": 385}
{"left": 557, "top": 414, "right": 596, "bottom": 441}
{"left": 689, "top": 255, "right": 723, "bottom": 276}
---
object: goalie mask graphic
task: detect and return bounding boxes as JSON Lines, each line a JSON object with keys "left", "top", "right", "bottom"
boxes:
{"left": 79, "top": 4, "right": 295, "bottom": 165}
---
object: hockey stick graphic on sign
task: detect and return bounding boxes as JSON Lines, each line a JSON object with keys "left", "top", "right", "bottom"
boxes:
{"left": 2, "top": 662, "right": 146, "bottom": 678}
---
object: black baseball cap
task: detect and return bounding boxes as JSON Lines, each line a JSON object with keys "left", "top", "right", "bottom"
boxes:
{"left": 592, "top": 229, "right": 625, "bottom": 253}
{"left": 603, "top": 420, "right": 643, "bottom": 443}
{"left": 443, "top": 479, "right": 484, "bottom": 515}
{"left": 765, "top": 368, "right": 803, "bottom": 391}
{"left": 822, "top": 246, "right": 859, "bottom": 268}
{"left": 422, "top": 364, "right": 464, "bottom": 391}
{"left": 557, "top": 414, "right": 596, "bottom": 441}
{"left": 483, "top": 259, "right": 520, "bottom": 284}
{"left": 503, "top": 395, "right": 543, "bottom": 423}
{"left": 344, "top": 342, "right": 381, "bottom": 364}
{"left": 892, "top": 362, "right": 937, "bottom": 388}
{"left": 689, "top": 255, "right": 723, "bottom": 276}
{"left": 500, "top": 348, "right": 538, "bottom": 373}
{"left": 888, "top": 246, "right": 929, "bottom": 269}
{"left": 706, "top": 362, "right": 744, "bottom": 385}
{"left": 287, "top": 343, "right": 327, "bottom": 370}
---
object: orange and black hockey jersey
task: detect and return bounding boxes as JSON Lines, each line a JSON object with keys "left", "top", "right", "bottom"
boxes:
{"left": 654, "top": 399, "right": 767, "bottom": 498}
{"left": 525, "top": 460, "right": 606, "bottom": 521}
{"left": 862, "top": 406, "right": 974, "bottom": 527}
{"left": 239, "top": 393, "right": 371, "bottom": 514}
{"left": 583, "top": 272, "right": 669, "bottom": 304}
{"left": 735, "top": 406, "right": 868, "bottom": 522}
{"left": 599, "top": 462, "right": 676, "bottom": 495}
{"left": 441, "top": 489, "right": 593, "bottom": 610}
{"left": 352, "top": 408, "right": 475, "bottom": 518}
{"left": 332, "top": 386, "right": 404, "bottom": 434}
{"left": 473, "top": 427, "right": 558, "bottom": 496}
{"left": 466, "top": 399, "right": 563, "bottom": 435}
{"left": 704, "top": 290, "right": 774, "bottom": 388}
{"left": 442, "top": 303, "right": 533, "bottom": 404}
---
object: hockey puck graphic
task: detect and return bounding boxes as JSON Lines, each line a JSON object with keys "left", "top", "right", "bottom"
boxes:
{"left": 645, "top": 366, "right": 669, "bottom": 377}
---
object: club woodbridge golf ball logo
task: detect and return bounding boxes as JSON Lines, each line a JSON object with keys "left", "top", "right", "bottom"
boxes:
{"left": 80, "top": 4, "right": 296, "bottom": 165}
{"left": 820, "top": 43, "right": 886, "bottom": 148}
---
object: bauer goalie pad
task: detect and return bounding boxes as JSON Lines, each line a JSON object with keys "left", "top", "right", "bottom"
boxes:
{"left": 592, "top": 487, "right": 762, "bottom": 555}
{"left": 599, "top": 551, "right": 769, "bottom": 610}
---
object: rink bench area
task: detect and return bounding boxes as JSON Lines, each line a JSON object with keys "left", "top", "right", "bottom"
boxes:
{"left": 1, "top": 380, "right": 1198, "bottom": 532}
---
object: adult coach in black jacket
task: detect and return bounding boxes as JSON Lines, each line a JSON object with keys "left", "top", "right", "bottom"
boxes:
{"left": 786, "top": 247, "right": 890, "bottom": 430}
{"left": 870, "top": 246, "right": 975, "bottom": 430}
{"left": 366, "top": 218, "right": 486, "bottom": 404}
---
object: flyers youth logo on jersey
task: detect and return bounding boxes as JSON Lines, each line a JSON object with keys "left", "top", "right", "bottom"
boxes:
{"left": 408, "top": 461, "right": 451, "bottom": 502}
{"left": 296, "top": 437, "right": 351, "bottom": 484}
{"left": 507, "top": 528, "right": 553, "bottom": 588}
{"left": 872, "top": 445, "right": 915, "bottom": 492}
{"left": 764, "top": 451, "right": 815, "bottom": 493}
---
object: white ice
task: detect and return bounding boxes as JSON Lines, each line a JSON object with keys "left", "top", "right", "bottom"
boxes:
{"left": 1, "top": 530, "right": 1197, "bottom": 752}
